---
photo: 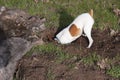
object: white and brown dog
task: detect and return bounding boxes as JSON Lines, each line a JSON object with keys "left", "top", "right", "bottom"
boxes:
{"left": 54, "top": 9, "right": 94, "bottom": 48}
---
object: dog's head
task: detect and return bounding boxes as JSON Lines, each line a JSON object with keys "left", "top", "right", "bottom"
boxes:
{"left": 55, "top": 24, "right": 81, "bottom": 44}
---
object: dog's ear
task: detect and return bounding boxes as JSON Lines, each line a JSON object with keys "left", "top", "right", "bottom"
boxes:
{"left": 69, "top": 24, "right": 80, "bottom": 37}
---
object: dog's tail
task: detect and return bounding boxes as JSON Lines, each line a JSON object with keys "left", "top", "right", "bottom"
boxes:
{"left": 89, "top": 9, "right": 93, "bottom": 17}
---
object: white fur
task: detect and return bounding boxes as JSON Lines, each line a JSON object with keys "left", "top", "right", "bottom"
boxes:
{"left": 55, "top": 13, "right": 94, "bottom": 48}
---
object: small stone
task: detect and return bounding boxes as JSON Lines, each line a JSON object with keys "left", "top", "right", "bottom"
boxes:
{"left": 0, "top": 6, "right": 6, "bottom": 12}
{"left": 39, "top": 24, "right": 46, "bottom": 31}
{"left": 74, "top": 66, "right": 79, "bottom": 69}
{"left": 110, "top": 29, "right": 118, "bottom": 37}
{"left": 33, "top": 57, "right": 39, "bottom": 61}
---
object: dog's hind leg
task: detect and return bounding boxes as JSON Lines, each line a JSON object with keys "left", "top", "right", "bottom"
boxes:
{"left": 83, "top": 23, "right": 93, "bottom": 48}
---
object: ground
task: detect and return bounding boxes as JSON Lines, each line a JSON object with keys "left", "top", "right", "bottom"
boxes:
{"left": 15, "top": 28, "right": 120, "bottom": 80}
{"left": 0, "top": 1, "right": 120, "bottom": 80}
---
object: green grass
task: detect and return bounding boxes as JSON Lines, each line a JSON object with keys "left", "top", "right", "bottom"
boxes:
{"left": 81, "top": 53, "right": 101, "bottom": 66}
{"left": 1, "top": 0, "right": 120, "bottom": 79}
{"left": 105, "top": 54, "right": 120, "bottom": 78}
{"left": 0, "top": 0, "right": 120, "bottom": 30}
{"left": 81, "top": 53, "right": 120, "bottom": 78}
{"left": 27, "top": 43, "right": 61, "bottom": 54}
{"left": 107, "top": 65, "right": 120, "bottom": 78}
{"left": 27, "top": 43, "right": 71, "bottom": 62}
{"left": 47, "top": 69, "right": 55, "bottom": 80}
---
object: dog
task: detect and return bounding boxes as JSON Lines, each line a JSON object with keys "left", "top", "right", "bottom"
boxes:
{"left": 54, "top": 9, "right": 94, "bottom": 48}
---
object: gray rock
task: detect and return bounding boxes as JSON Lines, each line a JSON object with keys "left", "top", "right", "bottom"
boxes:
{"left": 0, "top": 7, "right": 46, "bottom": 80}
{"left": 0, "top": 37, "right": 32, "bottom": 80}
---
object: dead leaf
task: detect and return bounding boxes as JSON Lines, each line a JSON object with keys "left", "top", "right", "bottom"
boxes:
{"left": 34, "top": 0, "right": 39, "bottom": 3}
{"left": 97, "top": 58, "right": 110, "bottom": 69}
{"left": 113, "top": 8, "right": 120, "bottom": 16}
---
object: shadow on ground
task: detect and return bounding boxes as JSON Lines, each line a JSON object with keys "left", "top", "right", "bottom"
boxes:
{"left": 54, "top": 7, "right": 74, "bottom": 36}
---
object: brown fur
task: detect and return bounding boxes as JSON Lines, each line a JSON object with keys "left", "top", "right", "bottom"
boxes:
{"left": 89, "top": 9, "right": 93, "bottom": 17}
{"left": 69, "top": 24, "right": 80, "bottom": 37}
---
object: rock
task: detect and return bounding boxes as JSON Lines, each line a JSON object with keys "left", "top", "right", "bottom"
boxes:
{"left": 0, "top": 37, "right": 31, "bottom": 80}
{"left": 0, "top": 8, "right": 46, "bottom": 42}
{"left": 110, "top": 29, "right": 118, "bottom": 37}
{"left": 112, "top": 33, "right": 120, "bottom": 43}
{"left": 1, "top": 9, "right": 29, "bottom": 21}
{"left": 0, "top": 6, "right": 6, "bottom": 12}
{"left": 0, "top": 7, "right": 46, "bottom": 80}
{"left": 0, "top": 6, "right": 6, "bottom": 15}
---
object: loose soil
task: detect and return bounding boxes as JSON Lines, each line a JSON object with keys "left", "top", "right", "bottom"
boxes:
{"left": 0, "top": 7, "right": 119, "bottom": 80}
{"left": 15, "top": 28, "right": 120, "bottom": 80}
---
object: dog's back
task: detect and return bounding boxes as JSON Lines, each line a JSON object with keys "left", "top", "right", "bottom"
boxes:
{"left": 71, "top": 11, "right": 94, "bottom": 29}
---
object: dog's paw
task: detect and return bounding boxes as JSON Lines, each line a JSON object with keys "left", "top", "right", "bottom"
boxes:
{"left": 82, "top": 34, "right": 87, "bottom": 37}
{"left": 87, "top": 46, "right": 90, "bottom": 48}
{"left": 54, "top": 38, "right": 57, "bottom": 41}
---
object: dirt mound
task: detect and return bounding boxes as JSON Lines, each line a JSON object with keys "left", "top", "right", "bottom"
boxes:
{"left": 43, "top": 28, "right": 120, "bottom": 57}
{"left": 15, "top": 28, "right": 120, "bottom": 80}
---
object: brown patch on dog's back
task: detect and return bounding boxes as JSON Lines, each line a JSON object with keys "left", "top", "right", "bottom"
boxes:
{"left": 69, "top": 24, "right": 80, "bottom": 37}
